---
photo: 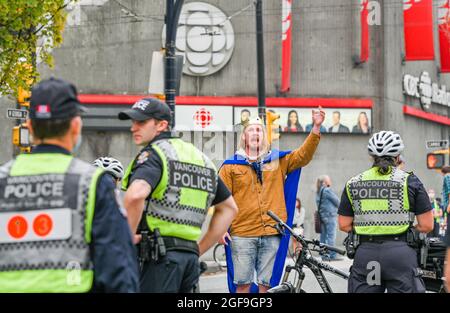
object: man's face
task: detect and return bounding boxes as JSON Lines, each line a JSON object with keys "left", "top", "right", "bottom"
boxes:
{"left": 241, "top": 111, "right": 250, "bottom": 123}
{"left": 130, "top": 118, "right": 164, "bottom": 146}
{"left": 244, "top": 124, "right": 265, "bottom": 151}
{"left": 332, "top": 113, "right": 340, "bottom": 125}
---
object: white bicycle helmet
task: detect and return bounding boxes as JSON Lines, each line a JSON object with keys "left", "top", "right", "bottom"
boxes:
{"left": 367, "top": 131, "right": 404, "bottom": 157}
{"left": 93, "top": 157, "right": 124, "bottom": 180}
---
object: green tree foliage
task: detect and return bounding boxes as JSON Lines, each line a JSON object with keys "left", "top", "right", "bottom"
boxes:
{"left": 0, "top": 0, "right": 76, "bottom": 97}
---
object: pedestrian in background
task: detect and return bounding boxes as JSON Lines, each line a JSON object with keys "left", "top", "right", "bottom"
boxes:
{"left": 442, "top": 166, "right": 450, "bottom": 215}
{"left": 427, "top": 189, "right": 443, "bottom": 238}
{"left": 316, "top": 175, "right": 342, "bottom": 261}
{"left": 291, "top": 198, "right": 306, "bottom": 253}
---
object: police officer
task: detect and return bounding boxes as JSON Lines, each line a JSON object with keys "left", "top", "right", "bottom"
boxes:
{"left": 118, "top": 98, "right": 238, "bottom": 293}
{"left": 0, "top": 78, "right": 139, "bottom": 292}
{"left": 338, "top": 131, "right": 434, "bottom": 293}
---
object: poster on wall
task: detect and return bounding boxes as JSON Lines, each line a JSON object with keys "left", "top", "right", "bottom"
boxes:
{"left": 174, "top": 105, "right": 234, "bottom": 131}
{"left": 234, "top": 107, "right": 373, "bottom": 134}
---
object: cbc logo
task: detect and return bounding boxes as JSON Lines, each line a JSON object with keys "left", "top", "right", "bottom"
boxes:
{"left": 162, "top": 2, "right": 235, "bottom": 76}
{"left": 193, "top": 108, "right": 213, "bottom": 128}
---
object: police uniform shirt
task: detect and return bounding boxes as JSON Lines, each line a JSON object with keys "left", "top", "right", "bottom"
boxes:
{"left": 338, "top": 172, "right": 432, "bottom": 217}
{"left": 129, "top": 133, "right": 231, "bottom": 205}
{"left": 31, "top": 144, "right": 139, "bottom": 292}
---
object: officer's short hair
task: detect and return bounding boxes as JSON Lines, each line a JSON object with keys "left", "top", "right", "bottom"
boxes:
{"left": 31, "top": 118, "right": 72, "bottom": 140}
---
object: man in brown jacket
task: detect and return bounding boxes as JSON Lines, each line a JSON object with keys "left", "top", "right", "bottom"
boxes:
{"left": 219, "top": 108, "right": 325, "bottom": 293}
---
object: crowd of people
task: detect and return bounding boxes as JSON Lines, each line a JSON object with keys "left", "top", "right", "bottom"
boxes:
{"left": 0, "top": 77, "right": 449, "bottom": 294}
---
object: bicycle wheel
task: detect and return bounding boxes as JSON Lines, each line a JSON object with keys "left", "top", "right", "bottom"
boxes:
{"left": 213, "top": 244, "right": 227, "bottom": 269}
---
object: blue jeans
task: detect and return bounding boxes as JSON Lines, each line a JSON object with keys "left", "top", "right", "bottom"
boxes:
{"left": 230, "top": 235, "right": 280, "bottom": 287}
{"left": 320, "top": 214, "right": 337, "bottom": 259}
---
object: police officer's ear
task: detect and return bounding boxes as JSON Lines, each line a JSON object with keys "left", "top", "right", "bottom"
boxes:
{"left": 155, "top": 119, "right": 169, "bottom": 132}
{"left": 70, "top": 116, "right": 82, "bottom": 137}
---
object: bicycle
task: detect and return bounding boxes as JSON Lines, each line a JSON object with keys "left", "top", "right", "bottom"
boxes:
{"left": 213, "top": 243, "right": 227, "bottom": 270}
{"left": 266, "top": 210, "right": 349, "bottom": 293}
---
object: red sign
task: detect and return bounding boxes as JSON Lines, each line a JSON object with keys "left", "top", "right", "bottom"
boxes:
{"left": 281, "top": 0, "right": 292, "bottom": 93}
{"left": 360, "top": 0, "right": 370, "bottom": 62}
{"left": 439, "top": 0, "right": 450, "bottom": 72}
{"left": 194, "top": 108, "right": 213, "bottom": 128}
{"left": 403, "top": 0, "right": 435, "bottom": 61}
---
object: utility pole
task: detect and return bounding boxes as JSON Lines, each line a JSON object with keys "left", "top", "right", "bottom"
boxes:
{"left": 165, "top": 0, "right": 184, "bottom": 129}
{"left": 255, "top": 0, "right": 266, "bottom": 122}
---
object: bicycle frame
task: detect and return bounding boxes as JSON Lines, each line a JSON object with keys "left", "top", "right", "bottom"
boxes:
{"left": 266, "top": 210, "right": 349, "bottom": 293}
{"left": 280, "top": 244, "right": 349, "bottom": 293}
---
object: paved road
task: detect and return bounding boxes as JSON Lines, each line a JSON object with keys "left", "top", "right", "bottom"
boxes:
{"left": 199, "top": 257, "right": 353, "bottom": 293}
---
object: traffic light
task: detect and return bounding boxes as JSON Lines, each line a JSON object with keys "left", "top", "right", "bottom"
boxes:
{"left": 17, "top": 86, "right": 31, "bottom": 108}
{"left": 12, "top": 123, "right": 31, "bottom": 153}
{"left": 426, "top": 151, "right": 446, "bottom": 169}
{"left": 266, "top": 110, "right": 280, "bottom": 144}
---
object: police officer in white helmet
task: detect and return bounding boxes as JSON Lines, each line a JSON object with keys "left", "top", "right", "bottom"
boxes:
{"left": 338, "top": 131, "right": 434, "bottom": 293}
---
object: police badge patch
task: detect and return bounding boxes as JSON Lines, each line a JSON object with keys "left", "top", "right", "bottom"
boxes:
{"left": 137, "top": 151, "right": 150, "bottom": 165}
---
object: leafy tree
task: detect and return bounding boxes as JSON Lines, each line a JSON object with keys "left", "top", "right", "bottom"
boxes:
{"left": 0, "top": 0, "right": 76, "bottom": 97}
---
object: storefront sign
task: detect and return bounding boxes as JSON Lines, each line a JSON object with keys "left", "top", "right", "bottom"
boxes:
{"left": 403, "top": 71, "right": 450, "bottom": 110}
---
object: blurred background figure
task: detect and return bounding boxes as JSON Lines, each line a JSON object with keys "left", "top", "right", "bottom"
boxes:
{"left": 284, "top": 110, "right": 304, "bottom": 133}
{"left": 442, "top": 166, "right": 450, "bottom": 215}
{"left": 240, "top": 109, "right": 251, "bottom": 125}
{"left": 328, "top": 111, "right": 349, "bottom": 133}
{"left": 352, "top": 112, "right": 371, "bottom": 134}
{"left": 291, "top": 198, "right": 306, "bottom": 254}
{"left": 316, "top": 175, "right": 341, "bottom": 261}
{"left": 427, "top": 189, "right": 443, "bottom": 238}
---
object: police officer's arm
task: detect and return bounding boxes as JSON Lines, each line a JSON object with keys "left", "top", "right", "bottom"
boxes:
{"left": 337, "top": 188, "right": 354, "bottom": 233}
{"left": 91, "top": 174, "right": 139, "bottom": 292}
{"left": 415, "top": 211, "right": 433, "bottom": 233}
{"left": 198, "top": 178, "right": 238, "bottom": 256}
{"left": 123, "top": 179, "right": 152, "bottom": 235}
{"left": 408, "top": 174, "right": 434, "bottom": 233}
{"left": 124, "top": 149, "right": 163, "bottom": 235}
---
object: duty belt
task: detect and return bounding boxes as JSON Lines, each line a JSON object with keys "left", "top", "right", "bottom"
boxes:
{"left": 359, "top": 233, "right": 407, "bottom": 243}
{"left": 162, "top": 236, "right": 199, "bottom": 256}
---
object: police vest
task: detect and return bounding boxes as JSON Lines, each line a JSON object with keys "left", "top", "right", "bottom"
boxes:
{"left": 122, "top": 138, "right": 218, "bottom": 242}
{"left": 346, "top": 167, "right": 413, "bottom": 235}
{"left": 0, "top": 153, "right": 103, "bottom": 292}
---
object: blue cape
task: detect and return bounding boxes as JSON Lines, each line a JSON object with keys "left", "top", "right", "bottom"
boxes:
{"left": 222, "top": 149, "right": 302, "bottom": 293}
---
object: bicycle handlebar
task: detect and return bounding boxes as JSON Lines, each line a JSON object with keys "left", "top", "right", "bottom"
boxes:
{"left": 267, "top": 210, "right": 346, "bottom": 256}
{"left": 321, "top": 243, "right": 346, "bottom": 256}
{"left": 267, "top": 210, "right": 283, "bottom": 224}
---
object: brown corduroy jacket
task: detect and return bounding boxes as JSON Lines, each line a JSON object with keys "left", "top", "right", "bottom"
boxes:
{"left": 219, "top": 132, "right": 320, "bottom": 237}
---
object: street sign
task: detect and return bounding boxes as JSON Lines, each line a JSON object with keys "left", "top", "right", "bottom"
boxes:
{"left": 6, "top": 109, "right": 28, "bottom": 119}
{"left": 426, "top": 140, "right": 449, "bottom": 149}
